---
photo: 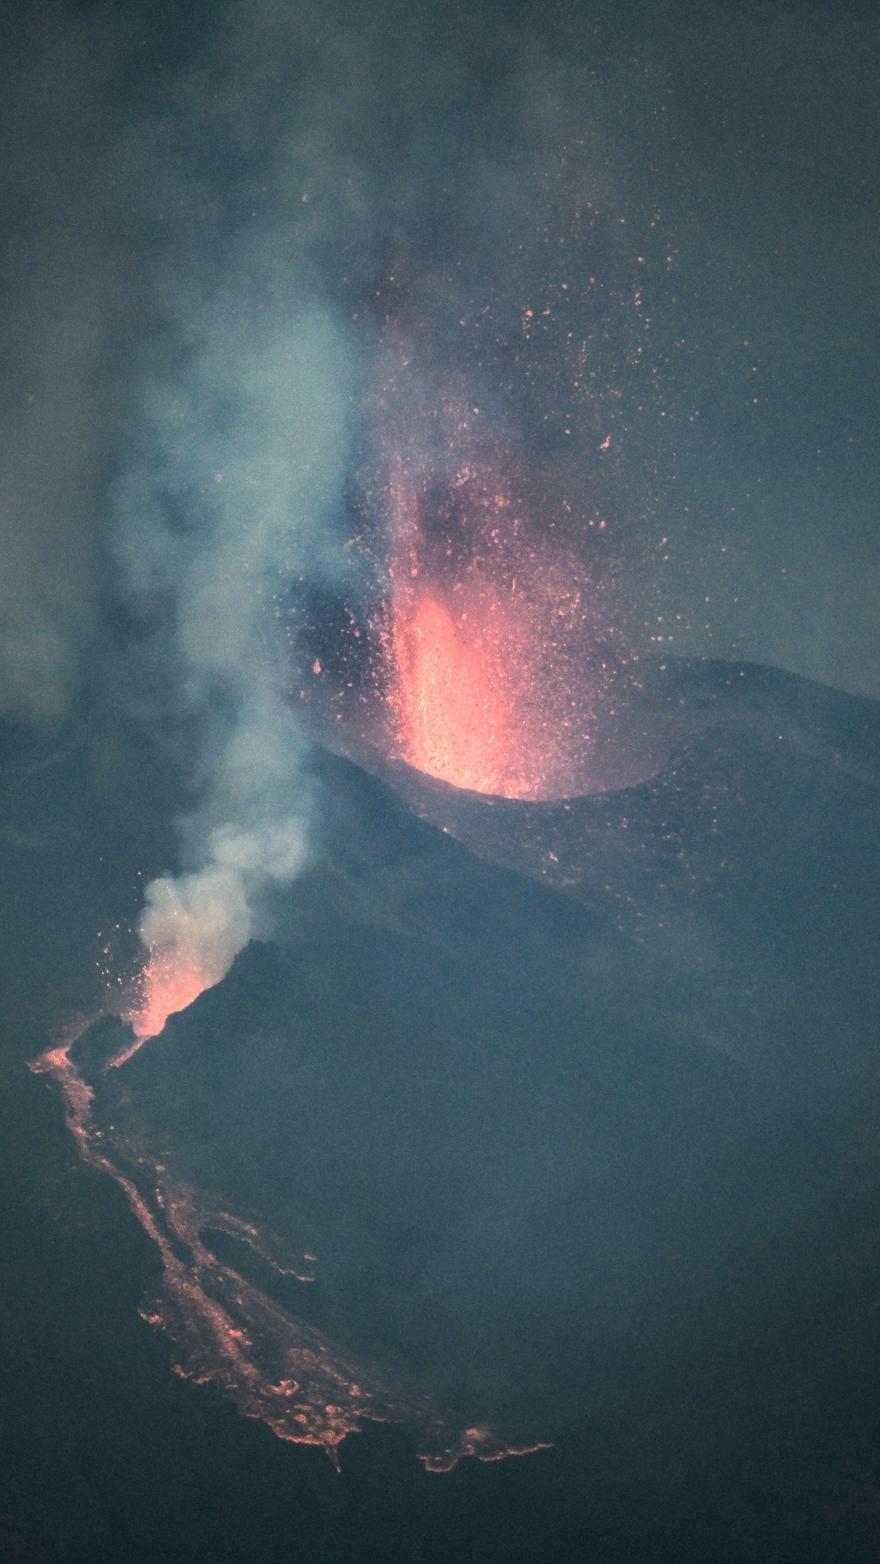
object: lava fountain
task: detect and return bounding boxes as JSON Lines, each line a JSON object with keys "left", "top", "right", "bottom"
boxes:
{"left": 375, "top": 375, "right": 616, "bottom": 801}
{"left": 123, "top": 951, "right": 215, "bottom": 1047}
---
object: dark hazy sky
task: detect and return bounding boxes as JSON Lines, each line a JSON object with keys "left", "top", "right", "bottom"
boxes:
{"left": 2, "top": 0, "right": 877, "bottom": 734}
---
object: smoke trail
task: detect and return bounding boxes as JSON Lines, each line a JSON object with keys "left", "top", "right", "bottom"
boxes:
{"left": 126, "top": 709, "right": 312, "bottom": 1040}
{"left": 118, "top": 293, "right": 353, "bottom": 1036}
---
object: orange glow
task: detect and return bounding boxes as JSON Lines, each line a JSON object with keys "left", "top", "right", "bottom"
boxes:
{"left": 389, "top": 586, "right": 542, "bottom": 799}
{"left": 124, "top": 956, "right": 216, "bottom": 1045}
{"left": 368, "top": 336, "right": 616, "bottom": 801}
{"left": 382, "top": 454, "right": 601, "bottom": 801}
{"left": 31, "top": 1022, "right": 549, "bottom": 1472}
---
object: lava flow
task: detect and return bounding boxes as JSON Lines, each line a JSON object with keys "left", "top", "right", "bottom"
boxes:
{"left": 32, "top": 1019, "right": 550, "bottom": 1472}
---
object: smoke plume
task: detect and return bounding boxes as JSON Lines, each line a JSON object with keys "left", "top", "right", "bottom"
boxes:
{"left": 2, "top": 0, "right": 878, "bottom": 1033}
{"left": 117, "top": 289, "right": 353, "bottom": 1033}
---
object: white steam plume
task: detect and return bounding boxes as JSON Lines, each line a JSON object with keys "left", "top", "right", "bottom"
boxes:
{"left": 120, "top": 295, "right": 352, "bottom": 1037}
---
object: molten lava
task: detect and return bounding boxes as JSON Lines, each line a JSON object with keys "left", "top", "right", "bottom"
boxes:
{"left": 32, "top": 1024, "right": 550, "bottom": 1471}
{"left": 381, "top": 448, "right": 605, "bottom": 801}
{"left": 125, "top": 955, "right": 214, "bottom": 1043}
{"left": 389, "top": 586, "right": 541, "bottom": 798}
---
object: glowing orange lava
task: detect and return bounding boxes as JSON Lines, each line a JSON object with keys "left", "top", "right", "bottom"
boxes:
{"left": 126, "top": 960, "right": 213, "bottom": 1042}
{"left": 366, "top": 331, "right": 618, "bottom": 799}
{"left": 31, "top": 1021, "right": 550, "bottom": 1471}
{"left": 389, "top": 586, "right": 542, "bottom": 798}
{"left": 381, "top": 451, "right": 602, "bottom": 801}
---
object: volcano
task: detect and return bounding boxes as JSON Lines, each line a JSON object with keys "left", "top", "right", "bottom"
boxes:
{"left": 37, "top": 656, "right": 880, "bottom": 1531}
